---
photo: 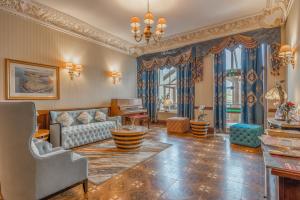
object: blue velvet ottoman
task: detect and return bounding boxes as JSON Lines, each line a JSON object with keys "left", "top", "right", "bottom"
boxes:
{"left": 229, "top": 124, "right": 263, "bottom": 148}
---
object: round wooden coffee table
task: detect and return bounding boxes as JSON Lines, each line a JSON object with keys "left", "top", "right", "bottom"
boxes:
{"left": 190, "top": 121, "right": 210, "bottom": 136}
{"left": 111, "top": 126, "right": 148, "bottom": 149}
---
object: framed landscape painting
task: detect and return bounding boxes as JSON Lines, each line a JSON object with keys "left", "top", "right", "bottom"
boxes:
{"left": 5, "top": 59, "right": 60, "bottom": 100}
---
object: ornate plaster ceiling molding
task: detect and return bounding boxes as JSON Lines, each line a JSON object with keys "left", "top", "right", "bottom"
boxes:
{"left": 135, "top": 0, "right": 292, "bottom": 55}
{"left": 0, "top": 0, "right": 135, "bottom": 55}
{"left": 0, "top": 0, "right": 292, "bottom": 57}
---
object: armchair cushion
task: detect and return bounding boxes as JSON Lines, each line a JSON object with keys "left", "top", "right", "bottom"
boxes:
{"left": 32, "top": 138, "right": 53, "bottom": 155}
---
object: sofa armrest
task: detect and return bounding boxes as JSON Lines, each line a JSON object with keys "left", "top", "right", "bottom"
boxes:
{"left": 107, "top": 116, "right": 122, "bottom": 127}
{"left": 50, "top": 123, "right": 62, "bottom": 148}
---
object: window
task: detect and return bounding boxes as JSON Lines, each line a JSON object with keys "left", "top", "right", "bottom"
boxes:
{"left": 158, "top": 67, "right": 177, "bottom": 111}
{"left": 225, "top": 46, "right": 242, "bottom": 126}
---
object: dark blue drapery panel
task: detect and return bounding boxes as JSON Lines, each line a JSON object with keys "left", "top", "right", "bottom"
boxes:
{"left": 177, "top": 63, "right": 195, "bottom": 119}
{"left": 214, "top": 51, "right": 227, "bottom": 132}
{"left": 137, "top": 67, "right": 158, "bottom": 122}
{"left": 241, "top": 45, "right": 266, "bottom": 125}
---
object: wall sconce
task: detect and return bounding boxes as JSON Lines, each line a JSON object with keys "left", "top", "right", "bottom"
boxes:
{"left": 279, "top": 44, "right": 295, "bottom": 69}
{"left": 65, "top": 62, "right": 83, "bottom": 80}
{"left": 107, "top": 71, "right": 122, "bottom": 84}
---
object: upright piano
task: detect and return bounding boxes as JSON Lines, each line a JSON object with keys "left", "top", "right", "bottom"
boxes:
{"left": 110, "top": 98, "right": 148, "bottom": 118}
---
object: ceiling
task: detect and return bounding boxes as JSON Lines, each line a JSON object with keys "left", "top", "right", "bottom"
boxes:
{"left": 34, "top": 0, "right": 268, "bottom": 44}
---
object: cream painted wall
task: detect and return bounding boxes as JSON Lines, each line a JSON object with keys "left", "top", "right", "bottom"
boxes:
{"left": 195, "top": 55, "right": 214, "bottom": 125}
{"left": 285, "top": 0, "right": 300, "bottom": 104}
{"left": 0, "top": 11, "right": 137, "bottom": 110}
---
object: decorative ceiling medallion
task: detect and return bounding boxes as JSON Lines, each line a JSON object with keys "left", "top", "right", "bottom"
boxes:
{"left": 0, "top": 0, "right": 293, "bottom": 57}
{"left": 0, "top": 0, "right": 135, "bottom": 55}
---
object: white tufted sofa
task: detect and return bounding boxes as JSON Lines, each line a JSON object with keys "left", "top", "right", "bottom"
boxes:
{"left": 50, "top": 108, "right": 121, "bottom": 149}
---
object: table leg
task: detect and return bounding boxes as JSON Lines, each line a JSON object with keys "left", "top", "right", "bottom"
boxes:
{"left": 265, "top": 166, "right": 269, "bottom": 199}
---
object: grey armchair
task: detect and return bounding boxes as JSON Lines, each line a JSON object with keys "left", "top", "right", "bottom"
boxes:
{"left": 0, "top": 102, "right": 88, "bottom": 200}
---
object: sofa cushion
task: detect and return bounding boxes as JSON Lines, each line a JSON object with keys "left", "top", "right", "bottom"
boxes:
{"left": 56, "top": 112, "right": 74, "bottom": 127}
{"left": 61, "top": 121, "right": 116, "bottom": 149}
{"left": 77, "top": 111, "right": 92, "bottom": 124}
{"left": 95, "top": 111, "right": 106, "bottom": 122}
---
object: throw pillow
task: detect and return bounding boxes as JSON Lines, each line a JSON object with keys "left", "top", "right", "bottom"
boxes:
{"left": 77, "top": 112, "right": 92, "bottom": 124}
{"left": 95, "top": 111, "right": 106, "bottom": 122}
{"left": 56, "top": 112, "right": 74, "bottom": 127}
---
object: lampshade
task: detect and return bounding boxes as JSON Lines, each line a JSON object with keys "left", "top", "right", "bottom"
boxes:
{"left": 265, "top": 86, "right": 287, "bottom": 101}
{"left": 131, "top": 26, "right": 140, "bottom": 34}
{"left": 279, "top": 45, "right": 293, "bottom": 57}
{"left": 163, "top": 98, "right": 173, "bottom": 107}
{"left": 130, "top": 17, "right": 141, "bottom": 27}
{"left": 157, "top": 18, "right": 167, "bottom": 29}
{"left": 144, "top": 12, "right": 154, "bottom": 25}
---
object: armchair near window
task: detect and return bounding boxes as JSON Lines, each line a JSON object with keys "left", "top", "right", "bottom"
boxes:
{"left": 0, "top": 102, "right": 88, "bottom": 200}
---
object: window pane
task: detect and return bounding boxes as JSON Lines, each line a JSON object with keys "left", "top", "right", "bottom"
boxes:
{"left": 233, "top": 46, "right": 242, "bottom": 69}
{"left": 158, "top": 67, "right": 177, "bottom": 111}
{"left": 225, "top": 49, "right": 232, "bottom": 70}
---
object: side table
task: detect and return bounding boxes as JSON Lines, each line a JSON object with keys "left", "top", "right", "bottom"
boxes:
{"left": 34, "top": 129, "right": 50, "bottom": 141}
{"left": 190, "top": 121, "right": 210, "bottom": 136}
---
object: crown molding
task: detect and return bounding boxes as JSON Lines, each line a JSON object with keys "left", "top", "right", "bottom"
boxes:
{"left": 0, "top": 0, "right": 292, "bottom": 57}
{"left": 0, "top": 0, "right": 136, "bottom": 55}
{"left": 136, "top": 0, "right": 292, "bottom": 55}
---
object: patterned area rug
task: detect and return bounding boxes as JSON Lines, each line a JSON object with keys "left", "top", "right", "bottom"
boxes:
{"left": 74, "top": 139, "right": 171, "bottom": 185}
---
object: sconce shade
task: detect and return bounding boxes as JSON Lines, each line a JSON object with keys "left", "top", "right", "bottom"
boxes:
{"left": 75, "top": 64, "right": 83, "bottom": 72}
{"left": 64, "top": 62, "right": 83, "bottom": 80}
{"left": 279, "top": 45, "right": 293, "bottom": 57}
{"left": 65, "top": 62, "right": 73, "bottom": 70}
{"left": 109, "top": 71, "right": 122, "bottom": 78}
{"left": 107, "top": 71, "right": 122, "bottom": 84}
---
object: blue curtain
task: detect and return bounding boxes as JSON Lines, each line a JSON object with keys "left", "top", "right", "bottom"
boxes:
{"left": 214, "top": 51, "right": 227, "bottom": 132}
{"left": 177, "top": 63, "right": 195, "bottom": 119}
{"left": 241, "top": 45, "right": 265, "bottom": 125}
{"left": 137, "top": 69, "right": 158, "bottom": 122}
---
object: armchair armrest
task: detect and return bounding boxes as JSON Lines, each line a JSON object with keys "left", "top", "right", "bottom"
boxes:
{"left": 36, "top": 149, "right": 88, "bottom": 198}
{"left": 50, "top": 123, "right": 62, "bottom": 148}
{"left": 107, "top": 116, "right": 122, "bottom": 126}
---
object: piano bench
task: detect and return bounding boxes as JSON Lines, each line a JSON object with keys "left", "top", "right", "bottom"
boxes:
{"left": 128, "top": 114, "right": 150, "bottom": 128}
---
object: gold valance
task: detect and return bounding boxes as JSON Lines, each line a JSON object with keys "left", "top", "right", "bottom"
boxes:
{"left": 141, "top": 49, "right": 193, "bottom": 70}
{"left": 208, "top": 34, "right": 258, "bottom": 54}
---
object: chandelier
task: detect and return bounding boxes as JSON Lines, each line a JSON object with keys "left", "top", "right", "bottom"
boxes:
{"left": 130, "top": 0, "right": 167, "bottom": 44}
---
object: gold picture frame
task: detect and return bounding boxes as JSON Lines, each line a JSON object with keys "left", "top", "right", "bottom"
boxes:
{"left": 5, "top": 59, "right": 60, "bottom": 100}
